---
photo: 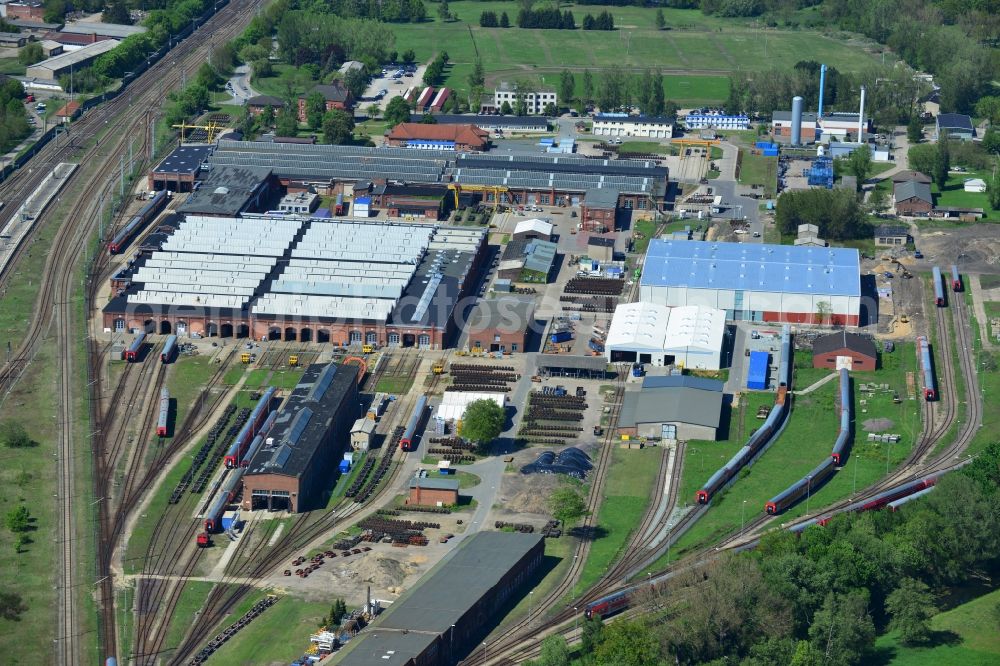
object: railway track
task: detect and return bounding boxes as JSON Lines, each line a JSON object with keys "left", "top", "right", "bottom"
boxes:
{"left": 162, "top": 357, "right": 436, "bottom": 664}
{"left": 473, "top": 280, "right": 986, "bottom": 665}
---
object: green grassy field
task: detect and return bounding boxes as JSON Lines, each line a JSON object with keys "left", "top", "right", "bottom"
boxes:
{"left": 375, "top": 375, "right": 415, "bottom": 394}
{"left": 932, "top": 171, "right": 993, "bottom": 220}
{"left": 208, "top": 596, "right": 329, "bottom": 664}
{"left": 964, "top": 291, "right": 1000, "bottom": 457}
{"left": 0, "top": 57, "right": 25, "bottom": 75}
{"left": 662, "top": 345, "right": 921, "bottom": 563}
{"left": 497, "top": 535, "right": 574, "bottom": 625}
{"left": 875, "top": 586, "right": 1000, "bottom": 665}
{"left": 386, "top": 3, "right": 879, "bottom": 106}
{"left": 157, "top": 580, "right": 218, "bottom": 656}
{"left": 577, "top": 446, "right": 662, "bottom": 592}
{"left": 618, "top": 140, "right": 666, "bottom": 154}
{"left": 738, "top": 150, "right": 777, "bottom": 196}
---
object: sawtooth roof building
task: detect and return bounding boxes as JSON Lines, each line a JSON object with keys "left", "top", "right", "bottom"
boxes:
{"left": 205, "top": 140, "right": 668, "bottom": 210}
{"left": 102, "top": 216, "right": 487, "bottom": 349}
{"left": 639, "top": 240, "right": 862, "bottom": 326}
{"left": 605, "top": 302, "right": 727, "bottom": 370}
{"left": 241, "top": 363, "right": 359, "bottom": 512}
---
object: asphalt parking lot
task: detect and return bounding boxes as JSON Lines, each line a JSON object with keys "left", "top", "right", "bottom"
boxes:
{"left": 361, "top": 64, "right": 428, "bottom": 112}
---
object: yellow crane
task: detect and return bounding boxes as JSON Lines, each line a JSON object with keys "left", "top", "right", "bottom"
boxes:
{"left": 673, "top": 138, "right": 720, "bottom": 161}
{"left": 171, "top": 120, "right": 225, "bottom": 143}
{"left": 447, "top": 183, "right": 510, "bottom": 211}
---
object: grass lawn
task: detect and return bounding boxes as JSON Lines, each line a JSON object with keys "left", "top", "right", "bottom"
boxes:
{"left": 157, "top": 580, "right": 218, "bottom": 656}
{"left": 375, "top": 375, "right": 415, "bottom": 395}
{"left": 663, "top": 345, "right": 920, "bottom": 563}
{"left": 631, "top": 218, "right": 658, "bottom": 254}
{"left": 874, "top": 586, "right": 1000, "bottom": 665}
{"left": 964, "top": 291, "right": 1000, "bottom": 457}
{"left": 0, "top": 57, "right": 25, "bottom": 75}
{"left": 455, "top": 470, "right": 481, "bottom": 489}
{"left": 223, "top": 364, "right": 246, "bottom": 385}
{"left": 978, "top": 275, "right": 1000, "bottom": 290}
{"left": 932, "top": 171, "right": 993, "bottom": 220}
{"left": 387, "top": 3, "right": 877, "bottom": 105}
{"left": 738, "top": 150, "right": 777, "bottom": 197}
{"left": 244, "top": 367, "right": 271, "bottom": 388}
{"left": 577, "top": 446, "right": 661, "bottom": 592}
{"left": 618, "top": 141, "right": 666, "bottom": 154}
{"left": 208, "top": 596, "right": 329, "bottom": 664}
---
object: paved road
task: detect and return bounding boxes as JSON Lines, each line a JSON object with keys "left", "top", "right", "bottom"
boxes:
{"left": 711, "top": 177, "right": 764, "bottom": 240}
{"left": 724, "top": 324, "right": 747, "bottom": 395}
{"left": 224, "top": 64, "right": 259, "bottom": 104}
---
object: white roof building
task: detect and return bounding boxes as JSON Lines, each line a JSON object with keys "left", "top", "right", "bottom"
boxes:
{"left": 436, "top": 391, "right": 506, "bottom": 421}
{"left": 605, "top": 302, "right": 727, "bottom": 370}
{"left": 513, "top": 218, "right": 553, "bottom": 239}
{"left": 964, "top": 178, "right": 986, "bottom": 193}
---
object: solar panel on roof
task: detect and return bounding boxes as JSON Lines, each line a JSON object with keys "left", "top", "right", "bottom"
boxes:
{"left": 308, "top": 365, "right": 337, "bottom": 402}
{"left": 287, "top": 407, "right": 314, "bottom": 445}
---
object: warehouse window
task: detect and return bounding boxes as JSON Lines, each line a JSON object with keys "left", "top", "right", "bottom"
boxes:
{"left": 418, "top": 334, "right": 431, "bottom": 348}
{"left": 349, "top": 331, "right": 362, "bottom": 344}
{"left": 511, "top": 343, "right": 518, "bottom": 352}
{"left": 388, "top": 333, "right": 400, "bottom": 345}
{"left": 637, "top": 199, "right": 647, "bottom": 209}
{"left": 366, "top": 332, "right": 377, "bottom": 344}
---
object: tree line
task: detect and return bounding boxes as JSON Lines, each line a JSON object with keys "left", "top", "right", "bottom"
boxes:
{"left": 558, "top": 442, "right": 1000, "bottom": 665}
{"left": 0, "top": 79, "right": 32, "bottom": 155}
{"left": 478, "top": 10, "right": 510, "bottom": 27}
{"left": 728, "top": 60, "right": 931, "bottom": 128}
{"left": 515, "top": 8, "right": 576, "bottom": 29}
{"left": 582, "top": 10, "right": 615, "bottom": 29}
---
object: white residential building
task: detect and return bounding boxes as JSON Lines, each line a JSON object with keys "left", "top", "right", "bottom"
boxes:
{"left": 493, "top": 83, "right": 557, "bottom": 115}
{"left": 592, "top": 114, "right": 674, "bottom": 139}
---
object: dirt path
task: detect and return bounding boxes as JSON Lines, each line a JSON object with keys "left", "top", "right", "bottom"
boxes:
{"left": 968, "top": 273, "right": 998, "bottom": 350}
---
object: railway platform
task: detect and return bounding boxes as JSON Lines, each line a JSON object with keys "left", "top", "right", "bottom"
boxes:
{"left": 0, "top": 162, "right": 76, "bottom": 278}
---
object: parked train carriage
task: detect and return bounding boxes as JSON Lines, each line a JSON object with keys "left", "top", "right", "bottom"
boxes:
{"left": 203, "top": 468, "right": 246, "bottom": 533}
{"left": 932, "top": 266, "right": 945, "bottom": 306}
{"left": 160, "top": 334, "right": 178, "bottom": 363}
{"left": 850, "top": 475, "right": 937, "bottom": 513}
{"left": 240, "top": 411, "right": 277, "bottom": 467}
{"left": 888, "top": 486, "right": 934, "bottom": 511}
{"left": 585, "top": 590, "right": 630, "bottom": 619}
{"left": 696, "top": 326, "right": 792, "bottom": 504}
{"left": 156, "top": 388, "right": 170, "bottom": 437}
{"left": 223, "top": 386, "right": 277, "bottom": 468}
{"left": 765, "top": 457, "right": 837, "bottom": 515}
{"left": 108, "top": 190, "right": 168, "bottom": 254}
{"left": 831, "top": 368, "right": 851, "bottom": 464}
{"left": 917, "top": 336, "right": 936, "bottom": 401}
{"left": 400, "top": 395, "right": 429, "bottom": 452}
{"left": 123, "top": 332, "right": 146, "bottom": 361}
{"left": 950, "top": 265, "right": 961, "bottom": 292}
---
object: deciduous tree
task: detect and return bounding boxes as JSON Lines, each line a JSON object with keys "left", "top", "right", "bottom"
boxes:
{"left": 0, "top": 421, "right": 33, "bottom": 448}
{"left": 933, "top": 139, "right": 950, "bottom": 190}
{"left": 322, "top": 109, "right": 354, "bottom": 144}
{"left": 5, "top": 506, "right": 30, "bottom": 533}
{"left": 548, "top": 485, "right": 589, "bottom": 527}
{"left": 808, "top": 591, "right": 875, "bottom": 666}
{"left": 847, "top": 144, "right": 873, "bottom": 183}
{"left": 558, "top": 69, "right": 575, "bottom": 109}
{"left": 886, "top": 578, "right": 937, "bottom": 646}
{"left": 907, "top": 116, "right": 923, "bottom": 144}
{"left": 655, "top": 8, "right": 665, "bottom": 29}
{"left": 17, "top": 42, "right": 43, "bottom": 66}
{"left": 383, "top": 95, "right": 411, "bottom": 127}
{"left": 538, "top": 635, "right": 570, "bottom": 666}
{"left": 594, "top": 620, "right": 661, "bottom": 666}
{"left": 989, "top": 166, "right": 1000, "bottom": 211}
{"left": 459, "top": 399, "right": 504, "bottom": 453}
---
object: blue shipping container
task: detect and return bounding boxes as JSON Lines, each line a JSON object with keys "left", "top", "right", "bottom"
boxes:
{"left": 551, "top": 330, "right": 572, "bottom": 344}
{"left": 339, "top": 459, "right": 351, "bottom": 473}
{"left": 762, "top": 148, "right": 779, "bottom": 157}
{"left": 747, "top": 351, "right": 770, "bottom": 390}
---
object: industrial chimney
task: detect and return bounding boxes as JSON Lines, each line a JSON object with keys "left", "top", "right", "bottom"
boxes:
{"left": 858, "top": 86, "right": 866, "bottom": 144}
{"left": 818, "top": 64, "right": 827, "bottom": 118}
{"left": 791, "top": 96, "right": 804, "bottom": 146}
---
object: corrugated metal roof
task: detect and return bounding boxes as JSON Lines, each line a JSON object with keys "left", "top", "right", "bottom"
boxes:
{"left": 640, "top": 240, "right": 860, "bottom": 297}
{"left": 618, "top": 385, "right": 723, "bottom": 429}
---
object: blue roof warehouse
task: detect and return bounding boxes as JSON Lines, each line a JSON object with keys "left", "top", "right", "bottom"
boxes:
{"left": 638, "top": 240, "right": 862, "bottom": 326}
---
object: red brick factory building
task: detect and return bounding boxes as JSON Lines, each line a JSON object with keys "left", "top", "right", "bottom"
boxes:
{"left": 241, "top": 362, "right": 360, "bottom": 512}
{"left": 103, "top": 216, "right": 488, "bottom": 349}
{"left": 811, "top": 330, "right": 877, "bottom": 371}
